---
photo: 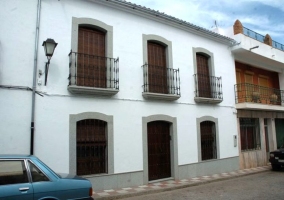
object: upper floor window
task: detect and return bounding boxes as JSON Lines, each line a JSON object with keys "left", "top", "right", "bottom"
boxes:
{"left": 147, "top": 41, "right": 167, "bottom": 94}
{"left": 193, "top": 47, "right": 222, "bottom": 103}
{"left": 68, "top": 17, "right": 119, "bottom": 95}
{"left": 77, "top": 27, "right": 106, "bottom": 88}
{"left": 142, "top": 35, "right": 180, "bottom": 100}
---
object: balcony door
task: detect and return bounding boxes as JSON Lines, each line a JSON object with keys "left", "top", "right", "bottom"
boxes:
{"left": 77, "top": 27, "right": 106, "bottom": 88}
{"left": 147, "top": 42, "right": 167, "bottom": 93}
{"left": 197, "top": 54, "right": 211, "bottom": 98}
{"left": 244, "top": 73, "right": 254, "bottom": 102}
{"left": 259, "top": 76, "right": 270, "bottom": 104}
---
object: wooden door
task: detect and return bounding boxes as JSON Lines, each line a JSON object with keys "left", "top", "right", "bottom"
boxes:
{"left": 244, "top": 73, "right": 254, "bottom": 102}
{"left": 236, "top": 70, "right": 245, "bottom": 103}
{"left": 147, "top": 42, "right": 167, "bottom": 93}
{"left": 197, "top": 54, "right": 211, "bottom": 98}
{"left": 77, "top": 119, "right": 107, "bottom": 175}
{"left": 77, "top": 27, "right": 106, "bottom": 88}
{"left": 147, "top": 121, "right": 171, "bottom": 181}
{"left": 259, "top": 76, "right": 269, "bottom": 104}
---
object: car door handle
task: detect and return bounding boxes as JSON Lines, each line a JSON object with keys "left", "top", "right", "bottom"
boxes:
{"left": 19, "top": 187, "right": 29, "bottom": 191}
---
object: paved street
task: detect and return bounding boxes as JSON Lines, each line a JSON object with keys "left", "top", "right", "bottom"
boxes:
{"left": 123, "top": 170, "right": 284, "bottom": 200}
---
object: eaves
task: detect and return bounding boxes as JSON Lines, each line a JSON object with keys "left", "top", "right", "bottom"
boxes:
{"left": 90, "top": 0, "right": 236, "bottom": 45}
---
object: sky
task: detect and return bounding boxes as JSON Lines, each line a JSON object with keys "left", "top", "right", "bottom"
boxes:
{"left": 127, "top": 0, "right": 284, "bottom": 44}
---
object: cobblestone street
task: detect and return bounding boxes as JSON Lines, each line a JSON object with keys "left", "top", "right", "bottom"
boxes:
{"left": 122, "top": 169, "right": 284, "bottom": 200}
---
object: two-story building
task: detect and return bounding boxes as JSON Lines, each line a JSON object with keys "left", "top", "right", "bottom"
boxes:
{"left": 1, "top": 0, "right": 240, "bottom": 190}
{"left": 219, "top": 20, "right": 284, "bottom": 169}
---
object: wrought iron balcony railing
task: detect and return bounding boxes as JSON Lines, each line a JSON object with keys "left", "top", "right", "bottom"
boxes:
{"left": 68, "top": 51, "right": 119, "bottom": 90}
{"left": 234, "top": 83, "right": 284, "bottom": 105}
{"left": 142, "top": 64, "right": 180, "bottom": 95}
{"left": 243, "top": 27, "right": 284, "bottom": 51}
{"left": 194, "top": 74, "right": 223, "bottom": 100}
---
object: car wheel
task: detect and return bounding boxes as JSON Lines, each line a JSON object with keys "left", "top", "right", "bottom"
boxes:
{"left": 272, "top": 164, "right": 281, "bottom": 171}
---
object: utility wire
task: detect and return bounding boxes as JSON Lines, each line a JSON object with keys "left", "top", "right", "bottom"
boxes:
{"left": 0, "top": 85, "right": 44, "bottom": 97}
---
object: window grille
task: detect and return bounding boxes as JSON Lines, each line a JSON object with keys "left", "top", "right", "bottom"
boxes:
{"left": 200, "top": 121, "right": 217, "bottom": 160}
{"left": 240, "top": 118, "right": 261, "bottom": 151}
{"left": 76, "top": 119, "right": 107, "bottom": 175}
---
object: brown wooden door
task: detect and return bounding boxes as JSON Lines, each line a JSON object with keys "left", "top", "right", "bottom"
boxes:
{"left": 77, "top": 27, "right": 106, "bottom": 88}
{"left": 259, "top": 76, "right": 269, "bottom": 104}
{"left": 147, "top": 42, "right": 168, "bottom": 93}
{"left": 197, "top": 54, "right": 211, "bottom": 98}
{"left": 245, "top": 73, "right": 254, "bottom": 102}
{"left": 77, "top": 119, "right": 107, "bottom": 175}
{"left": 147, "top": 121, "right": 171, "bottom": 181}
{"left": 236, "top": 70, "right": 244, "bottom": 103}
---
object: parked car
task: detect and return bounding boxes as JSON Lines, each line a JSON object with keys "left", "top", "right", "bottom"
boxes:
{"left": 0, "top": 155, "right": 93, "bottom": 200}
{"left": 269, "top": 145, "right": 284, "bottom": 171}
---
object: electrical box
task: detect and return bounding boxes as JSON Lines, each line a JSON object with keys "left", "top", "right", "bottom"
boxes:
{"left": 234, "top": 135, "right": 237, "bottom": 147}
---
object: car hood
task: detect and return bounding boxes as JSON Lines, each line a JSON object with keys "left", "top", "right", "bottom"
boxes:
{"left": 271, "top": 148, "right": 284, "bottom": 153}
{"left": 57, "top": 173, "right": 87, "bottom": 180}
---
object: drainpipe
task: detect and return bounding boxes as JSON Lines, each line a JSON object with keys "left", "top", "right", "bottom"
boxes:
{"left": 31, "top": 0, "right": 41, "bottom": 155}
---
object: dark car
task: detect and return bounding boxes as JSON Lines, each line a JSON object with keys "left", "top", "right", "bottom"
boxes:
{"left": 0, "top": 155, "right": 94, "bottom": 200}
{"left": 269, "top": 145, "right": 284, "bottom": 171}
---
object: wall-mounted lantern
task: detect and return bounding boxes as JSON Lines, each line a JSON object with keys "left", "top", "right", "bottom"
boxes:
{"left": 42, "top": 38, "right": 58, "bottom": 85}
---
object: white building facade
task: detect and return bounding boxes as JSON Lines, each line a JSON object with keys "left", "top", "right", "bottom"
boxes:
{"left": 0, "top": 0, "right": 239, "bottom": 190}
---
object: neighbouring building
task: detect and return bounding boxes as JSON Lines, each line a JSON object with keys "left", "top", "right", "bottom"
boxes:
{"left": 218, "top": 20, "right": 284, "bottom": 169}
{"left": 1, "top": 0, "right": 240, "bottom": 190}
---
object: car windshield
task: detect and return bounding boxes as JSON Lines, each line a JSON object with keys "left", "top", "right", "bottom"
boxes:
{"left": 35, "top": 157, "right": 60, "bottom": 178}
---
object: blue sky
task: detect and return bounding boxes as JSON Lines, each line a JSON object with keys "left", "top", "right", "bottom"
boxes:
{"left": 128, "top": 0, "right": 284, "bottom": 44}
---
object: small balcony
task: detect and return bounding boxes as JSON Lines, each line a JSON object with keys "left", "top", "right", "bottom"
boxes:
{"left": 194, "top": 74, "right": 223, "bottom": 104}
{"left": 142, "top": 64, "right": 180, "bottom": 100}
{"left": 234, "top": 83, "right": 284, "bottom": 110}
{"left": 68, "top": 51, "right": 119, "bottom": 95}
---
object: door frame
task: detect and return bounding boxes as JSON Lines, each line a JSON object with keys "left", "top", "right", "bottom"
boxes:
{"left": 142, "top": 115, "right": 178, "bottom": 184}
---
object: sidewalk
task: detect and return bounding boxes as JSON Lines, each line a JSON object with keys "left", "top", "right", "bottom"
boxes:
{"left": 92, "top": 165, "right": 271, "bottom": 200}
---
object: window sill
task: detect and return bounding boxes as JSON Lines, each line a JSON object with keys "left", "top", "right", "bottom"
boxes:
{"left": 68, "top": 85, "right": 119, "bottom": 96}
{"left": 241, "top": 148, "right": 262, "bottom": 153}
{"left": 194, "top": 97, "right": 222, "bottom": 104}
{"left": 142, "top": 92, "right": 180, "bottom": 101}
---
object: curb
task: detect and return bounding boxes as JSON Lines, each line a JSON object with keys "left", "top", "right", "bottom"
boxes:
{"left": 93, "top": 166, "right": 271, "bottom": 200}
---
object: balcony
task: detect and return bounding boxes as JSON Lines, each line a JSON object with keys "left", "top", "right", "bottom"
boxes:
{"left": 234, "top": 83, "right": 284, "bottom": 111}
{"left": 68, "top": 51, "right": 119, "bottom": 95}
{"left": 243, "top": 27, "right": 284, "bottom": 51}
{"left": 194, "top": 74, "right": 223, "bottom": 104}
{"left": 231, "top": 20, "right": 284, "bottom": 70}
{"left": 142, "top": 64, "right": 180, "bottom": 100}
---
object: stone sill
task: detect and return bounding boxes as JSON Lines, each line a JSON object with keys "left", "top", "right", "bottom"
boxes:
{"left": 142, "top": 92, "right": 180, "bottom": 101}
{"left": 68, "top": 85, "right": 119, "bottom": 96}
{"left": 194, "top": 97, "right": 223, "bottom": 104}
{"left": 236, "top": 102, "right": 284, "bottom": 111}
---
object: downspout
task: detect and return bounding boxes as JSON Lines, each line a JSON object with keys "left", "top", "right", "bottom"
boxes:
{"left": 31, "top": 0, "right": 41, "bottom": 155}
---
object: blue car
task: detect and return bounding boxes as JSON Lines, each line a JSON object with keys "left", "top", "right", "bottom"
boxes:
{"left": 0, "top": 155, "right": 93, "bottom": 200}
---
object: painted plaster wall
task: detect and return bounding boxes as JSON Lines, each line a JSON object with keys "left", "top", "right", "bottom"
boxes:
{"left": 0, "top": 0, "right": 238, "bottom": 174}
{"left": 0, "top": 0, "right": 37, "bottom": 154}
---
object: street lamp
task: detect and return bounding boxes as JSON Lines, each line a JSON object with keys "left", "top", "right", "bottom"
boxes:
{"left": 42, "top": 38, "right": 58, "bottom": 85}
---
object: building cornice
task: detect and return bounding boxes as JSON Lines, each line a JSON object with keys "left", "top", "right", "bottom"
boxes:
{"left": 92, "top": 0, "right": 236, "bottom": 45}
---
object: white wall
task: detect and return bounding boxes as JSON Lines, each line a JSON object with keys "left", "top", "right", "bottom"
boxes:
{"left": 0, "top": 0, "right": 37, "bottom": 154}
{"left": 0, "top": 0, "right": 238, "bottom": 174}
